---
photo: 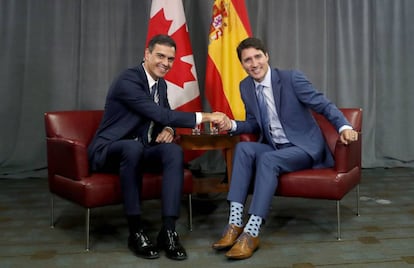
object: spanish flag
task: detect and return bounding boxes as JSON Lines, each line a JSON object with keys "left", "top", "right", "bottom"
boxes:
{"left": 205, "top": 0, "right": 252, "bottom": 120}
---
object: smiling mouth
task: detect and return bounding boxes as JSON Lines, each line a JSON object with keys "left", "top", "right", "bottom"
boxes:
{"left": 251, "top": 68, "right": 261, "bottom": 75}
{"left": 158, "top": 65, "right": 169, "bottom": 73}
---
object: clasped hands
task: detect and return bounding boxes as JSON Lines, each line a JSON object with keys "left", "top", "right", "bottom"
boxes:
{"left": 156, "top": 112, "right": 232, "bottom": 143}
{"left": 207, "top": 112, "right": 232, "bottom": 132}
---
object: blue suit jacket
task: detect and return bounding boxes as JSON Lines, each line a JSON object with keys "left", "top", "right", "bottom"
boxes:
{"left": 88, "top": 65, "right": 196, "bottom": 171}
{"left": 232, "top": 68, "right": 350, "bottom": 168}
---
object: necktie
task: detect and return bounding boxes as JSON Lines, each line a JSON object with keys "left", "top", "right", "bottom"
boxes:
{"left": 148, "top": 83, "right": 158, "bottom": 143}
{"left": 150, "top": 83, "right": 158, "bottom": 103}
{"left": 256, "top": 85, "right": 273, "bottom": 145}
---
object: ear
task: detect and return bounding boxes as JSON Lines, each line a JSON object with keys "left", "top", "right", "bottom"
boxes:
{"left": 144, "top": 48, "right": 150, "bottom": 61}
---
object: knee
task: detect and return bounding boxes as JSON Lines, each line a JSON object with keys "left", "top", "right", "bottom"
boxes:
{"left": 257, "top": 152, "right": 281, "bottom": 173}
{"left": 121, "top": 142, "right": 144, "bottom": 163}
{"left": 163, "top": 143, "right": 183, "bottom": 163}
{"left": 235, "top": 142, "right": 254, "bottom": 155}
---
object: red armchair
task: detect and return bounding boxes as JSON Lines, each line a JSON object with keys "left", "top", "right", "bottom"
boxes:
{"left": 44, "top": 110, "right": 193, "bottom": 250}
{"left": 239, "top": 108, "right": 363, "bottom": 239}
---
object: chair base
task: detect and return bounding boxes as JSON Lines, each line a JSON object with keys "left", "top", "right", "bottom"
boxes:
{"left": 336, "top": 184, "right": 360, "bottom": 240}
{"left": 50, "top": 194, "right": 193, "bottom": 251}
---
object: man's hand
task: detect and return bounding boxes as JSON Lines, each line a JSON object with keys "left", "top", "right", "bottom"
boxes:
{"left": 200, "top": 112, "right": 232, "bottom": 131}
{"left": 340, "top": 129, "right": 359, "bottom": 145}
{"left": 155, "top": 127, "right": 174, "bottom": 143}
{"left": 212, "top": 112, "right": 232, "bottom": 131}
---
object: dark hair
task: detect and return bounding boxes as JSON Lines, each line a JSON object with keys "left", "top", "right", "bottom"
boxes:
{"left": 147, "top": 34, "right": 176, "bottom": 52}
{"left": 236, "top": 37, "right": 268, "bottom": 62}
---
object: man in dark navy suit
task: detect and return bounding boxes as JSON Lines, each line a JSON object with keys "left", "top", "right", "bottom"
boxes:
{"left": 212, "top": 37, "right": 359, "bottom": 260}
{"left": 88, "top": 34, "right": 223, "bottom": 260}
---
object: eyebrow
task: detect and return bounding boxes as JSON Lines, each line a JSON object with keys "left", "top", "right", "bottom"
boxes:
{"left": 155, "top": 52, "right": 175, "bottom": 61}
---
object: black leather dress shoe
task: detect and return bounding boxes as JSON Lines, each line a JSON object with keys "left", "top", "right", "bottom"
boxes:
{"left": 128, "top": 230, "right": 159, "bottom": 259}
{"left": 157, "top": 229, "right": 187, "bottom": 260}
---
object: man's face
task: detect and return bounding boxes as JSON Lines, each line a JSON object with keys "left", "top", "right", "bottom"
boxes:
{"left": 240, "top": 47, "right": 269, "bottom": 83}
{"left": 144, "top": 43, "right": 175, "bottom": 80}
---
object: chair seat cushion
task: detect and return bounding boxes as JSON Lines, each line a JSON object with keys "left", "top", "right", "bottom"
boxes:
{"left": 50, "top": 169, "right": 193, "bottom": 208}
{"left": 277, "top": 166, "right": 360, "bottom": 200}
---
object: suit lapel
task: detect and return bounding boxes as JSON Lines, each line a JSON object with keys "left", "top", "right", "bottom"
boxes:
{"left": 158, "top": 81, "right": 166, "bottom": 107}
{"left": 246, "top": 79, "right": 261, "bottom": 125}
{"left": 271, "top": 69, "right": 282, "bottom": 115}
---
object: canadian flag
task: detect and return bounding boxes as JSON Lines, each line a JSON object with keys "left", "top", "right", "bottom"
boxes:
{"left": 146, "top": 0, "right": 202, "bottom": 114}
{"left": 146, "top": 0, "right": 204, "bottom": 162}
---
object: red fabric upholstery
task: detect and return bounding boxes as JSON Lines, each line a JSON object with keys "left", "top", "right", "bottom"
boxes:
{"left": 44, "top": 110, "right": 193, "bottom": 209}
{"left": 239, "top": 108, "right": 363, "bottom": 201}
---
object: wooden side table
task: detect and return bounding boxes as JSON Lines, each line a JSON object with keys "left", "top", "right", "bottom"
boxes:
{"left": 178, "top": 134, "right": 240, "bottom": 193}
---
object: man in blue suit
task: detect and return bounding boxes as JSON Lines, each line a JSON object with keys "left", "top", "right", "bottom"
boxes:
{"left": 88, "top": 34, "right": 222, "bottom": 260}
{"left": 212, "top": 37, "right": 359, "bottom": 260}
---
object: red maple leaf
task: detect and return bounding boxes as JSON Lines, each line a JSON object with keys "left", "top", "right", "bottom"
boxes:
{"left": 146, "top": 9, "right": 173, "bottom": 47}
{"left": 165, "top": 24, "right": 196, "bottom": 88}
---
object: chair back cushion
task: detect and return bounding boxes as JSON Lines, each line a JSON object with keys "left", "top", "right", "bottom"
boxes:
{"left": 44, "top": 110, "right": 103, "bottom": 180}
{"left": 44, "top": 110, "right": 103, "bottom": 144}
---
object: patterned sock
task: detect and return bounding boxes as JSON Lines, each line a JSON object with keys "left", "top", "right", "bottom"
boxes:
{"left": 244, "top": 214, "right": 263, "bottom": 237}
{"left": 228, "top": 202, "right": 244, "bottom": 227}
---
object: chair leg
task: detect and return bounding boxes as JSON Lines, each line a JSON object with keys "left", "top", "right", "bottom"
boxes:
{"left": 50, "top": 195, "right": 55, "bottom": 228}
{"left": 336, "top": 200, "right": 341, "bottom": 240}
{"left": 336, "top": 186, "right": 360, "bottom": 241}
{"left": 356, "top": 184, "right": 360, "bottom": 216}
{"left": 188, "top": 194, "right": 193, "bottom": 231}
{"left": 85, "top": 208, "right": 90, "bottom": 251}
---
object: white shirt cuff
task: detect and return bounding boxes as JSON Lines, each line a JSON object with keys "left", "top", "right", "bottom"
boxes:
{"left": 339, "top": 125, "right": 353, "bottom": 133}
{"left": 195, "top": 112, "right": 202, "bottom": 125}
{"left": 230, "top": 120, "right": 237, "bottom": 132}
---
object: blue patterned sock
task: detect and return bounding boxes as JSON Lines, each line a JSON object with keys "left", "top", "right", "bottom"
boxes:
{"left": 244, "top": 214, "right": 263, "bottom": 237}
{"left": 228, "top": 202, "right": 244, "bottom": 227}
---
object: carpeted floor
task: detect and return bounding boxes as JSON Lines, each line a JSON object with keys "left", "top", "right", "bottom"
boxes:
{"left": 0, "top": 168, "right": 413, "bottom": 267}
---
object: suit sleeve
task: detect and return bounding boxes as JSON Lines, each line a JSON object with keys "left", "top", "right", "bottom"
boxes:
{"left": 291, "top": 70, "right": 350, "bottom": 131}
{"left": 113, "top": 71, "right": 196, "bottom": 128}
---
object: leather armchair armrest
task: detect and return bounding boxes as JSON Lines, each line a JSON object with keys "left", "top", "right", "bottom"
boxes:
{"left": 334, "top": 132, "right": 362, "bottom": 172}
{"left": 46, "top": 137, "right": 90, "bottom": 180}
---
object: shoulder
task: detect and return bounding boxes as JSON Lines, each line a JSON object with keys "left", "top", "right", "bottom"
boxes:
{"left": 273, "top": 68, "right": 311, "bottom": 85}
{"left": 109, "top": 66, "right": 147, "bottom": 93}
{"left": 240, "top": 75, "right": 254, "bottom": 88}
{"left": 272, "top": 68, "right": 304, "bottom": 79}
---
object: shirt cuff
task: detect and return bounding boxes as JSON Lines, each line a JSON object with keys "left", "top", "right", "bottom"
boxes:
{"left": 195, "top": 112, "right": 202, "bottom": 125}
{"left": 339, "top": 125, "right": 353, "bottom": 133}
{"left": 230, "top": 120, "right": 237, "bottom": 132}
{"left": 164, "top": 126, "right": 174, "bottom": 135}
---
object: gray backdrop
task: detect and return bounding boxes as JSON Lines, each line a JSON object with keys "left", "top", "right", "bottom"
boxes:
{"left": 1, "top": 0, "right": 413, "bottom": 178}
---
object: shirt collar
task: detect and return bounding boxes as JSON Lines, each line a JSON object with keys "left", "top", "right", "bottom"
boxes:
{"left": 142, "top": 63, "right": 158, "bottom": 90}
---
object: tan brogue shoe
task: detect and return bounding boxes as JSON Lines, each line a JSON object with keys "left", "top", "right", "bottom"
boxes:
{"left": 225, "top": 232, "right": 259, "bottom": 260}
{"left": 212, "top": 224, "right": 243, "bottom": 250}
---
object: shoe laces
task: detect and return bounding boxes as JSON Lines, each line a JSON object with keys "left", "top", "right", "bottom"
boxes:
{"left": 166, "top": 230, "right": 179, "bottom": 249}
{"left": 137, "top": 231, "right": 152, "bottom": 247}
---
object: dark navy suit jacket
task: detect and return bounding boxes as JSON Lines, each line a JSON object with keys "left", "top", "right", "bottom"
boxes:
{"left": 88, "top": 65, "right": 196, "bottom": 171}
{"left": 232, "top": 68, "right": 350, "bottom": 168}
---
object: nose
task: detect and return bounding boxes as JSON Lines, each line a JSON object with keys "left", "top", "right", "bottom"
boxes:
{"left": 161, "top": 57, "right": 170, "bottom": 66}
{"left": 251, "top": 58, "right": 259, "bottom": 68}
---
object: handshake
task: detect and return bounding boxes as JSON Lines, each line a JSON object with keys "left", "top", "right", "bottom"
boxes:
{"left": 201, "top": 112, "right": 233, "bottom": 132}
